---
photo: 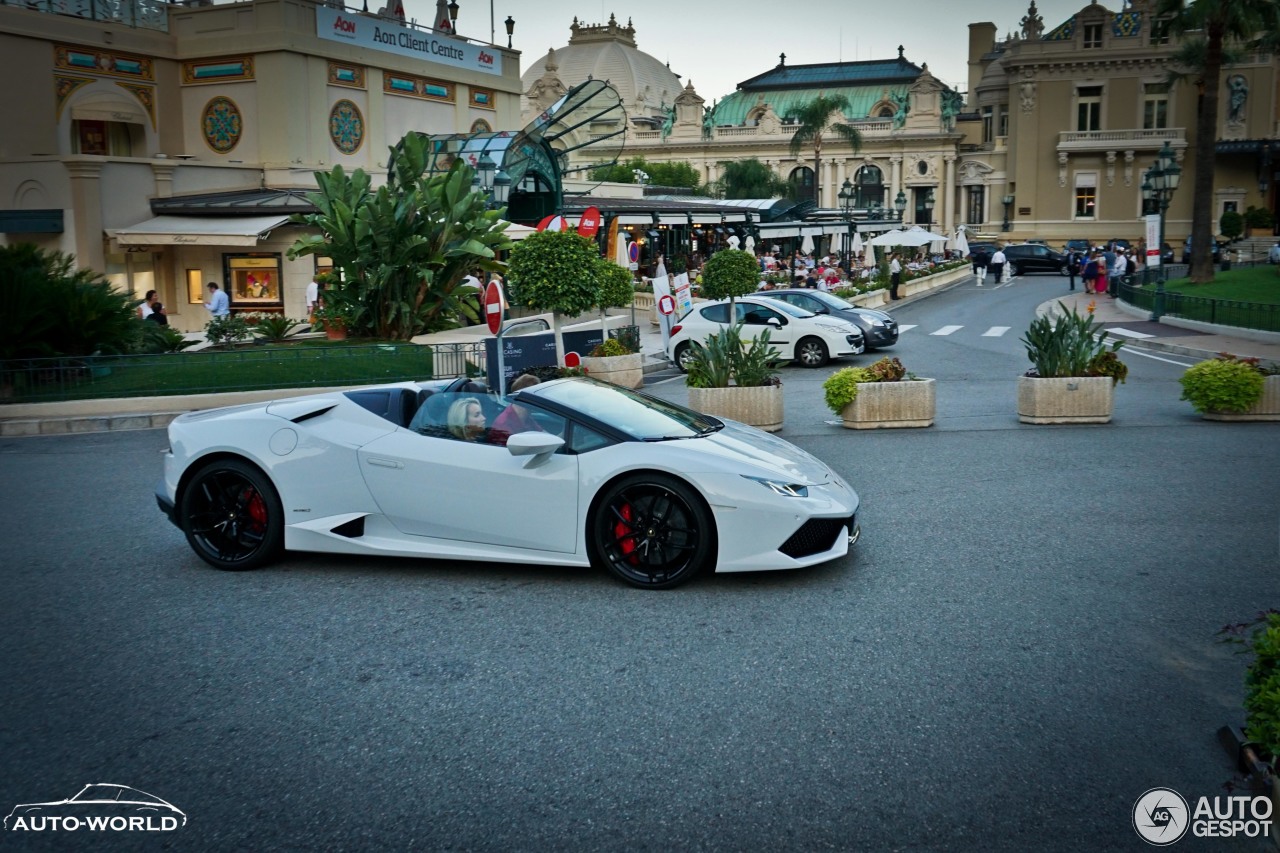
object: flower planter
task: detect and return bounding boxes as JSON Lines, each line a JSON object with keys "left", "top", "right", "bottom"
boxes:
{"left": 689, "top": 384, "right": 784, "bottom": 432}
{"left": 838, "top": 378, "right": 935, "bottom": 429}
{"left": 324, "top": 321, "right": 347, "bottom": 341}
{"left": 580, "top": 353, "right": 644, "bottom": 389}
{"left": 1017, "top": 375, "right": 1114, "bottom": 424}
{"left": 1203, "top": 375, "right": 1280, "bottom": 422}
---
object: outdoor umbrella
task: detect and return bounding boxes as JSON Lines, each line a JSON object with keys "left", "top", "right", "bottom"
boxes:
{"left": 745, "top": 235, "right": 756, "bottom": 253}
{"left": 849, "top": 231, "right": 864, "bottom": 256}
{"left": 954, "top": 228, "right": 970, "bottom": 257}
{"left": 863, "top": 241, "right": 876, "bottom": 269}
{"left": 868, "top": 229, "right": 908, "bottom": 246}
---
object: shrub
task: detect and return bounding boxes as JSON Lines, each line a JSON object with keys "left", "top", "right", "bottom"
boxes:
{"left": 1244, "top": 205, "right": 1276, "bottom": 230}
{"left": 205, "top": 314, "right": 252, "bottom": 348}
{"left": 1220, "top": 611, "right": 1280, "bottom": 771}
{"left": 685, "top": 323, "right": 780, "bottom": 388}
{"left": 595, "top": 258, "right": 636, "bottom": 312}
{"left": 1179, "top": 355, "right": 1267, "bottom": 413}
{"left": 1021, "top": 301, "right": 1125, "bottom": 379}
{"left": 590, "top": 337, "right": 631, "bottom": 358}
{"left": 822, "top": 366, "right": 873, "bottom": 413}
{"left": 253, "top": 314, "right": 301, "bottom": 342}
{"left": 139, "top": 323, "right": 193, "bottom": 354}
{"left": 700, "top": 249, "right": 760, "bottom": 304}
{"left": 1086, "top": 350, "right": 1128, "bottom": 385}
{"left": 1220, "top": 210, "right": 1244, "bottom": 241}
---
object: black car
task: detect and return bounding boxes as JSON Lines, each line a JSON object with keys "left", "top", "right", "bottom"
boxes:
{"left": 1063, "top": 238, "right": 1091, "bottom": 254}
{"left": 1182, "top": 235, "right": 1223, "bottom": 263}
{"left": 760, "top": 289, "right": 899, "bottom": 350}
{"left": 1001, "top": 243, "right": 1069, "bottom": 275}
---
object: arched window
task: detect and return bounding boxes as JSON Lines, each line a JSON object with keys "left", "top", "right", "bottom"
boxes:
{"left": 855, "top": 165, "right": 884, "bottom": 208}
{"left": 877, "top": 107, "right": 894, "bottom": 118}
{"left": 69, "top": 96, "right": 148, "bottom": 156}
{"left": 470, "top": 118, "right": 492, "bottom": 133}
{"left": 788, "top": 166, "right": 814, "bottom": 200}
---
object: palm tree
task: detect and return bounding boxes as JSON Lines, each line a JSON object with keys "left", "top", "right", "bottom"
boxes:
{"left": 1156, "top": 0, "right": 1280, "bottom": 282}
{"left": 788, "top": 94, "right": 863, "bottom": 207}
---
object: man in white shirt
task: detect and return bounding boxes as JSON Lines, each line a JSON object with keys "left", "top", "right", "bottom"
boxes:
{"left": 989, "top": 247, "right": 1007, "bottom": 283}
{"left": 204, "top": 282, "right": 230, "bottom": 317}
{"left": 305, "top": 278, "right": 319, "bottom": 319}
{"left": 888, "top": 253, "right": 903, "bottom": 300}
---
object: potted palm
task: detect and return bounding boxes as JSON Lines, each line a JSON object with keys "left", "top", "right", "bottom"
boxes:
{"left": 1018, "top": 301, "right": 1127, "bottom": 424}
{"left": 823, "top": 356, "right": 935, "bottom": 429}
{"left": 1179, "top": 354, "right": 1280, "bottom": 421}
{"left": 685, "top": 323, "right": 784, "bottom": 432}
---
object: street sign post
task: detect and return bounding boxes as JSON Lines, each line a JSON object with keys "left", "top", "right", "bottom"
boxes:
{"left": 657, "top": 294, "right": 676, "bottom": 316}
{"left": 486, "top": 281, "right": 506, "bottom": 395}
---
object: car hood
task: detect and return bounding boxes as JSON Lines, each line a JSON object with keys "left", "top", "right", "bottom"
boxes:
{"left": 692, "top": 421, "right": 836, "bottom": 484}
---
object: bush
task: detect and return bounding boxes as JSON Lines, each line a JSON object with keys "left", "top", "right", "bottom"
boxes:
{"left": 1220, "top": 612, "right": 1280, "bottom": 771}
{"left": 590, "top": 337, "right": 631, "bottom": 357}
{"left": 595, "top": 258, "right": 636, "bottom": 312}
{"left": 821, "top": 357, "right": 911, "bottom": 413}
{"left": 1179, "top": 355, "right": 1267, "bottom": 413}
{"left": 1220, "top": 210, "right": 1244, "bottom": 241}
{"left": 205, "top": 314, "right": 252, "bottom": 348}
{"left": 138, "top": 323, "right": 193, "bottom": 354}
{"left": 1086, "top": 350, "right": 1128, "bottom": 385}
{"left": 253, "top": 314, "right": 302, "bottom": 342}
{"left": 1244, "top": 205, "right": 1276, "bottom": 230}
{"left": 685, "top": 323, "right": 780, "bottom": 388}
{"left": 1021, "top": 302, "right": 1125, "bottom": 379}
{"left": 700, "top": 249, "right": 760, "bottom": 302}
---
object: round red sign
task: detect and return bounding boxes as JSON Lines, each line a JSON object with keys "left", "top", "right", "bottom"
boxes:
{"left": 484, "top": 281, "right": 504, "bottom": 335}
{"left": 657, "top": 294, "right": 676, "bottom": 315}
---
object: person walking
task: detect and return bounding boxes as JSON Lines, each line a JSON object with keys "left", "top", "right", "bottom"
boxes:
{"left": 989, "top": 245, "right": 1006, "bottom": 285}
{"left": 204, "top": 282, "right": 230, "bottom": 317}
{"left": 305, "top": 277, "right": 320, "bottom": 323}
{"left": 1109, "top": 250, "right": 1127, "bottom": 297}
{"left": 888, "top": 253, "right": 903, "bottom": 301}
{"left": 971, "top": 246, "right": 991, "bottom": 286}
{"left": 1066, "top": 249, "right": 1082, "bottom": 291}
{"left": 1094, "top": 251, "right": 1109, "bottom": 296}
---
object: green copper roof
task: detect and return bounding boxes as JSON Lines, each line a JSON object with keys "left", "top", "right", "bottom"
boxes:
{"left": 712, "top": 85, "right": 909, "bottom": 127}
{"left": 738, "top": 58, "right": 922, "bottom": 91}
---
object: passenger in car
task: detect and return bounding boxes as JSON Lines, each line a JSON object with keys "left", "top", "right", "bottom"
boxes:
{"left": 447, "top": 396, "right": 487, "bottom": 442}
{"left": 489, "top": 374, "right": 546, "bottom": 446}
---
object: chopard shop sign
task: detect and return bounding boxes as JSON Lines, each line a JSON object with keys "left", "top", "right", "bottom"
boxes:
{"left": 315, "top": 7, "right": 502, "bottom": 76}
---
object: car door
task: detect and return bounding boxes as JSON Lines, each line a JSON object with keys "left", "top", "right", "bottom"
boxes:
{"left": 736, "top": 302, "right": 794, "bottom": 357}
{"left": 357, "top": 405, "right": 579, "bottom": 553}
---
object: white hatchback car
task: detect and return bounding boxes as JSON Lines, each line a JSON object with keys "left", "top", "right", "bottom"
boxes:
{"left": 667, "top": 296, "right": 866, "bottom": 371}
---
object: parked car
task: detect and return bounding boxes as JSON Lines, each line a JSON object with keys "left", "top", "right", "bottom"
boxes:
{"left": 966, "top": 242, "right": 1000, "bottom": 259}
{"left": 1182, "top": 235, "right": 1224, "bottom": 263}
{"left": 1001, "top": 243, "right": 1069, "bottom": 275}
{"left": 1106, "top": 238, "right": 1134, "bottom": 252}
{"left": 758, "top": 289, "right": 899, "bottom": 350}
{"left": 1063, "top": 238, "right": 1091, "bottom": 254}
{"left": 157, "top": 375, "right": 861, "bottom": 589}
{"left": 1025, "top": 238, "right": 1049, "bottom": 245}
{"left": 668, "top": 297, "right": 865, "bottom": 371}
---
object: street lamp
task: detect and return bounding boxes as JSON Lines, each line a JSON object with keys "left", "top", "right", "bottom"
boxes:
{"left": 1144, "top": 141, "right": 1181, "bottom": 320}
{"left": 1001, "top": 194, "right": 1014, "bottom": 232}
{"left": 471, "top": 152, "right": 509, "bottom": 209}
{"left": 924, "top": 187, "right": 936, "bottom": 227}
{"left": 838, "top": 177, "right": 855, "bottom": 268}
{"left": 893, "top": 190, "right": 907, "bottom": 221}
{"left": 504, "top": 15, "right": 515, "bottom": 49}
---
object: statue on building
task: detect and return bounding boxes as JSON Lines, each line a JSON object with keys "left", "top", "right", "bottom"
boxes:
{"left": 1227, "top": 74, "right": 1249, "bottom": 126}
{"left": 889, "top": 89, "right": 910, "bottom": 129}
{"left": 702, "top": 102, "right": 715, "bottom": 139}
{"left": 659, "top": 102, "right": 675, "bottom": 141}
{"left": 1020, "top": 0, "right": 1044, "bottom": 40}
{"left": 525, "top": 48, "right": 568, "bottom": 113}
{"left": 941, "top": 90, "right": 964, "bottom": 131}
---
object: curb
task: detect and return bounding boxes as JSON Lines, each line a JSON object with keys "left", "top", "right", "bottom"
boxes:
{"left": 1, "top": 411, "right": 184, "bottom": 437}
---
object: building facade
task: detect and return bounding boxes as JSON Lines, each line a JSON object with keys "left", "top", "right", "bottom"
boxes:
{"left": 0, "top": 0, "right": 523, "bottom": 330}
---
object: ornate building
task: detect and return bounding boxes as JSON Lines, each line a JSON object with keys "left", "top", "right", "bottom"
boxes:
{"left": 0, "top": 0, "right": 523, "bottom": 330}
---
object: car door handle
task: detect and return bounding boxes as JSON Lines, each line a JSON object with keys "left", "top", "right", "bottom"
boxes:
{"left": 366, "top": 457, "right": 404, "bottom": 469}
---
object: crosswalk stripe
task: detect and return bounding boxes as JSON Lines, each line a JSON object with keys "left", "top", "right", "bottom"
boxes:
{"left": 897, "top": 324, "right": 918, "bottom": 333}
{"left": 1107, "top": 326, "right": 1155, "bottom": 339}
{"left": 982, "top": 326, "right": 1011, "bottom": 337}
{"left": 931, "top": 325, "right": 963, "bottom": 336}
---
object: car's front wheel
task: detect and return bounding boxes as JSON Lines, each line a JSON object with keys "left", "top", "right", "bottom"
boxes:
{"left": 180, "top": 458, "right": 283, "bottom": 571}
{"left": 795, "top": 336, "right": 829, "bottom": 367}
{"left": 1010, "top": 263, "right": 1022, "bottom": 276}
{"left": 589, "top": 474, "right": 714, "bottom": 589}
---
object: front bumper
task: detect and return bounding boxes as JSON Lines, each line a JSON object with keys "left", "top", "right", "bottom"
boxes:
{"left": 156, "top": 486, "right": 179, "bottom": 528}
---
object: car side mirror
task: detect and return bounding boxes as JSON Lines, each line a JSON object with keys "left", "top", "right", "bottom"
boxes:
{"left": 506, "top": 431, "right": 564, "bottom": 467}
{"left": 766, "top": 317, "right": 784, "bottom": 328}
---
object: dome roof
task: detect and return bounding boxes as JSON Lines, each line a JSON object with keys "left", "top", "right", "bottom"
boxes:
{"left": 520, "top": 14, "right": 682, "bottom": 120}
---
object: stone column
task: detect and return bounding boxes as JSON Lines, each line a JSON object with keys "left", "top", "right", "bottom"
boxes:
{"left": 889, "top": 155, "right": 903, "bottom": 204}
{"left": 65, "top": 160, "right": 105, "bottom": 271}
{"left": 151, "top": 162, "right": 176, "bottom": 198}
{"left": 943, "top": 154, "right": 956, "bottom": 235}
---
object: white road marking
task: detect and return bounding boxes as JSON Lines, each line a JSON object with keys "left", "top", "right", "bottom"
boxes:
{"left": 982, "top": 326, "right": 1011, "bottom": 337}
{"left": 931, "top": 325, "right": 963, "bottom": 336}
{"left": 1119, "top": 346, "right": 1198, "bottom": 367}
{"left": 1107, "top": 327, "right": 1156, "bottom": 339}
{"left": 897, "top": 324, "right": 918, "bottom": 333}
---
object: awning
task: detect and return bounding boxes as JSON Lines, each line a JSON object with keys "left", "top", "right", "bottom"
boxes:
{"left": 755, "top": 224, "right": 802, "bottom": 238}
{"left": 111, "top": 215, "right": 293, "bottom": 246}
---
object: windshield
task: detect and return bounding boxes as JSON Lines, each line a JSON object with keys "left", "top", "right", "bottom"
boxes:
{"left": 532, "top": 378, "right": 721, "bottom": 440}
{"left": 765, "top": 300, "right": 815, "bottom": 319}
{"left": 808, "top": 291, "right": 855, "bottom": 310}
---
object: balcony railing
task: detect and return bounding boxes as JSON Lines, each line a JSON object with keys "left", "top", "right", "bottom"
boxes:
{"left": 1057, "top": 128, "right": 1185, "bottom": 152}
{"left": 2, "top": 0, "right": 169, "bottom": 30}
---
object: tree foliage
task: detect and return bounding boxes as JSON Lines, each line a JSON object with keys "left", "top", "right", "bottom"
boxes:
{"left": 788, "top": 95, "right": 863, "bottom": 205}
{"left": 714, "top": 158, "right": 788, "bottom": 200}
{"left": 506, "top": 229, "right": 602, "bottom": 363}
{"left": 700, "top": 249, "right": 760, "bottom": 315}
{"left": 595, "top": 258, "right": 636, "bottom": 310}
{"left": 288, "top": 133, "right": 514, "bottom": 340}
{"left": 0, "top": 244, "right": 143, "bottom": 359}
{"left": 1155, "top": 0, "right": 1280, "bottom": 282}
{"left": 590, "top": 157, "right": 704, "bottom": 192}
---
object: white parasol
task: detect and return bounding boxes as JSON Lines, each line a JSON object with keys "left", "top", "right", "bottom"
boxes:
{"left": 745, "top": 235, "right": 756, "bottom": 253}
{"left": 868, "top": 229, "right": 908, "bottom": 246}
{"left": 849, "top": 231, "right": 864, "bottom": 255}
{"left": 801, "top": 232, "right": 815, "bottom": 255}
{"left": 954, "top": 227, "right": 970, "bottom": 257}
{"left": 863, "top": 241, "right": 876, "bottom": 269}
{"left": 615, "top": 233, "right": 630, "bottom": 268}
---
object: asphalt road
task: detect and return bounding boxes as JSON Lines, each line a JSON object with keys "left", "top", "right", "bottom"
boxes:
{"left": 1, "top": 274, "right": 1277, "bottom": 851}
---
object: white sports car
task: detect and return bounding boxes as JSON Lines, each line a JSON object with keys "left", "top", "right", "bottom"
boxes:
{"left": 157, "top": 377, "right": 860, "bottom": 589}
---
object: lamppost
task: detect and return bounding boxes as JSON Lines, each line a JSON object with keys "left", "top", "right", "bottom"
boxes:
{"left": 1141, "top": 141, "right": 1181, "bottom": 320}
{"left": 504, "top": 14, "right": 515, "bottom": 48}
{"left": 923, "top": 187, "right": 936, "bottom": 227}
{"left": 838, "top": 177, "right": 855, "bottom": 270}
{"left": 471, "top": 152, "right": 511, "bottom": 209}
{"left": 893, "top": 189, "right": 907, "bottom": 222}
{"left": 1001, "top": 194, "right": 1014, "bottom": 232}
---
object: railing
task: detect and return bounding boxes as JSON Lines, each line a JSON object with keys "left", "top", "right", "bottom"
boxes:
{"left": 1057, "top": 128, "right": 1185, "bottom": 149}
{"left": 1118, "top": 267, "right": 1280, "bottom": 333}
{"left": 0, "top": 342, "right": 489, "bottom": 404}
{"left": 2, "top": 0, "right": 169, "bottom": 31}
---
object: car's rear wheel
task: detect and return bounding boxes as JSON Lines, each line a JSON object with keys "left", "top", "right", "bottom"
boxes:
{"left": 673, "top": 342, "right": 693, "bottom": 373}
{"left": 589, "top": 474, "right": 714, "bottom": 589}
{"left": 1060, "top": 263, "right": 1070, "bottom": 276}
{"left": 180, "top": 458, "right": 283, "bottom": 571}
{"left": 795, "top": 336, "right": 829, "bottom": 367}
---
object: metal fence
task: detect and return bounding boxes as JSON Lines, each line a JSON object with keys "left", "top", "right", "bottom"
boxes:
{"left": 0, "top": 341, "right": 489, "bottom": 404}
{"left": 1118, "top": 267, "right": 1280, "bottom": 334}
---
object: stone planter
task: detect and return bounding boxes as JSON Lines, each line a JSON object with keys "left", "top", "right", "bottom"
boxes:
{"left": 688, "top": 384, "right": 784, "bottom": 432}
{"left": 1017, "top": 375, "right": 1114, "bottom": 424}
{"left": 1203, "top": 375, "right": 1280, "bottom": 422}
{"left": 838, "top": 378, "right": 935, "bottom": 429}
{"left": 581, "top": 353, "right": 644, "bottom": 390}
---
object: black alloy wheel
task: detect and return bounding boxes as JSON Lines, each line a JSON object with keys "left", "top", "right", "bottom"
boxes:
{"left": 590, "top": 474, "right": 714, "bottom": 589}
{"left": 795, "top": 337, "right": 829, "bottom": 367}
{"left": 180, "top": 458, "right": 283, "bottom": 571}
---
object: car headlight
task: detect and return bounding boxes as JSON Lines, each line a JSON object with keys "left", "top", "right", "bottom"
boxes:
{"left": 743, "top": 476, "right": 808, "bottom": 498}
{"left": 868, "top": 317, "right": 886, "bottom": 327}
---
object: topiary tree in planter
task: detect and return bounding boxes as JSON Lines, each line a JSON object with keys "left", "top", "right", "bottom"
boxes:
{"left": 506, "top": 229, "right": 601, "bottom": 365}
{"left": 594, "top": 257, "right": 637, "bottom": 344}
{"left": 1220, "top": 210, "right": 1244, "bottom": 242}
{"left": 700, "top": 248, "right": 760, "bottom": 314}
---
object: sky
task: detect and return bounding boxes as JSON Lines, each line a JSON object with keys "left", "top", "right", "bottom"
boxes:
{"left": 404, "top": 0, "right": 1103, "bottom": 100}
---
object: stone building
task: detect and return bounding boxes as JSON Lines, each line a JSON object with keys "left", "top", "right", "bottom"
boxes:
{"left": 0, "top": 0, "right": 523, "bottom": 330}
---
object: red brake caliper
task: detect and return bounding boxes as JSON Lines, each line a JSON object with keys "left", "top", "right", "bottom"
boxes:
{"left": 244, "top": 488, "right": 267, "bottom": 532}
{"left": 614, "top": 502, "right": 638, "bottom": 564}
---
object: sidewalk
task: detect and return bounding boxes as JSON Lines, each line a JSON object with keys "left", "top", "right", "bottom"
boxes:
{"left": 4, "top": 283, "right": 1278, "bottom": 436}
